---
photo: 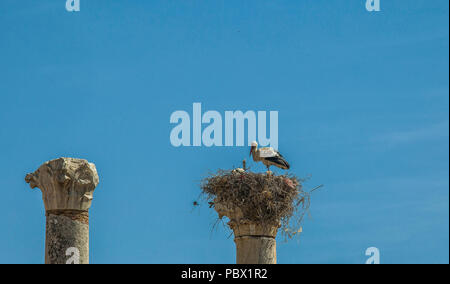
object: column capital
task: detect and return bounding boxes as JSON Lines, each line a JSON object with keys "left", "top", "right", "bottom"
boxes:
{"left": 25, "top": 157, "right": 99, "bottom": 211}
{"left": 214, "top": 200, "right": 280, "bottom": 238}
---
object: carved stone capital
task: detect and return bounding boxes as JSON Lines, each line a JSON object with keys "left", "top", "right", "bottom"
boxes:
{"left": 25, "top": 158, "right": 99, "bottom": 211}
{"left": 214, "top": 199, "right": 279, "bottom": 238}
{"left": 214, "top": 198, "right": 280, "bottom": 263}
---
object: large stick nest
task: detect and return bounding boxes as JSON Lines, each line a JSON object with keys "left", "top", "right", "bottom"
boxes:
{"left": 200, "top": 169, "right": 312, "bottom": 239}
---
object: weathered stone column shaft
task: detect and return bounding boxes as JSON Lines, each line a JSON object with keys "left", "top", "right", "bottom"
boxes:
{"left": 45, "top": 210, "right": 89, "bottom": 264}
{"left": 231, "top": 223, "right": 278, "bottom": 264}
{"left": 234, "top": 235, "right": 276, "bottom": 264}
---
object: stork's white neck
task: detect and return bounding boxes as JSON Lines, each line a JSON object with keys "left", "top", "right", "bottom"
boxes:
{"left": 251, "top": 146, "right": 260, "bottom": 162}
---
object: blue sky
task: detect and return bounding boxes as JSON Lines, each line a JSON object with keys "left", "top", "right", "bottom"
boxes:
{"left": 0, "top": 0, "right": 448, "bottom": 264}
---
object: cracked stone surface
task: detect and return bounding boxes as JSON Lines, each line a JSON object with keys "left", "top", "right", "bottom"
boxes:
{"left": 25, "top": 157, "right": 99, "bottom": 211}
{"left": 46, "top": 213, "right": 89, "bottom": 264}
{"left": 25, "top": 157, "right": 99, "bottom": 264}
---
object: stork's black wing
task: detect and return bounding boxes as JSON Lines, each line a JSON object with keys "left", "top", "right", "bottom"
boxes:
{"left": 275, "top": 150, "right": 284, "bottom": 157}
{"left": 265, "top": 155, "right": 290, "bottom": 170}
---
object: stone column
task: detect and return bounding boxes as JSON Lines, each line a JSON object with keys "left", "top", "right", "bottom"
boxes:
{"left": 25, "top": 158, "right": 99, "bottom": 264}
{"left": 231, "top": 221, "right": 278, "bottom": 264}
{"left": 215, "top": 203, "right": 280, "bottom": 264}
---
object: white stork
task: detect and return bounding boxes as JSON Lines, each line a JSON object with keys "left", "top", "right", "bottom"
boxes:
{"left": 249, "top": 141, "right": 290, "bottom": 171}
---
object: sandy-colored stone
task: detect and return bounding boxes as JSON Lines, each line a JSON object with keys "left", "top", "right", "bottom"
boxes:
{"left": 231, "top": 221, "right": 278, "bottom": 264}
{"left": 45, "top": 213, "right": 89, "bottom": 264}
{"left": 25, "top": 157, "right": 99, "bottom": 211}
{"left": 235, "top": 235, "right": 276, "bottom": 264}
{"left": 26, "top": 157, "right": 99, "bottom": 264}
{"left": 214, "top": 199, "right": 280, "bottom": 264}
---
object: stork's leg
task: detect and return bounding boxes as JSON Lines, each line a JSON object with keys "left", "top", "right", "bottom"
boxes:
{"left": 266, "top": 165, "right": 273, "bottom": 176}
